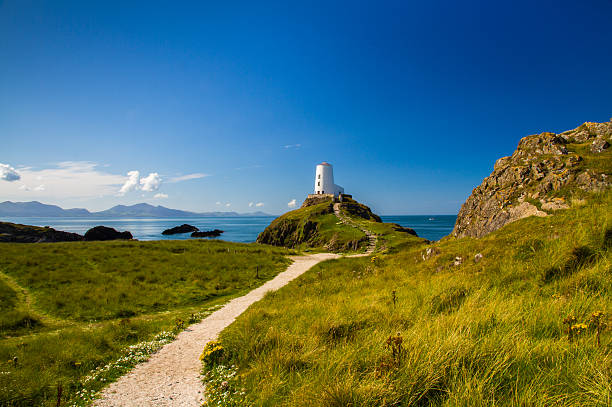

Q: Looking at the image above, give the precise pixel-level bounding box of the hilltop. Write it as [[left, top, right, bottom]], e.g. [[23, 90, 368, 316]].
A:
[[256, 196, 420, 252], [453, 119, 611, 238]]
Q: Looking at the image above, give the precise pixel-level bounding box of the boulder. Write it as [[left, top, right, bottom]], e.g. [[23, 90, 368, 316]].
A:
[[191, 229, 224, 238], [162, 224, 199, 235], [591, 137, 609, 153], [422, 247, 440, 261], [541, 198, 569, 211], [84, 226, 133, 241]]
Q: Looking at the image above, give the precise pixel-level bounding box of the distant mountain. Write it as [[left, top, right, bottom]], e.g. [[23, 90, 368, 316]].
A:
[[94, 203, 199, 218], [0, 201, 273, 218], [0, 201, 91, 217]]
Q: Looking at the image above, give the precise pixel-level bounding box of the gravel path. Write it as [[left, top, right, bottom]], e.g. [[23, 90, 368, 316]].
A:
[[94, 252, 339, 407], [333, 203, 378, 254]]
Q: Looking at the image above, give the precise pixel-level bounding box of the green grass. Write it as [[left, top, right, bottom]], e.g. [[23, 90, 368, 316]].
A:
[[0, 239, 292, 406], [257, 200, 368, 252], [257, 197, 421, 254], [569, 142, 612, 176], [203, 191, 612, 406]]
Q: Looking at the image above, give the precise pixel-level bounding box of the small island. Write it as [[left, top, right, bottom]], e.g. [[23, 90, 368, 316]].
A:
[[191, 229, 224, 238], [161, 224, 199, 235]]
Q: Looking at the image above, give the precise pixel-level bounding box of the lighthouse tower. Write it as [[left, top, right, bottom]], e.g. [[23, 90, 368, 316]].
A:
[[314, 162, 344, 197]]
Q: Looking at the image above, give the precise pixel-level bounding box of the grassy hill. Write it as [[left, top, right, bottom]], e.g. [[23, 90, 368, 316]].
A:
[[0, 240, 292, 406], [202, 191, 611, 406], [256, 196, 421, 252]]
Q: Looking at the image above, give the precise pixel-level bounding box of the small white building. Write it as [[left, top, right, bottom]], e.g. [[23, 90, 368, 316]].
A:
[[314, 162, 344, 197]]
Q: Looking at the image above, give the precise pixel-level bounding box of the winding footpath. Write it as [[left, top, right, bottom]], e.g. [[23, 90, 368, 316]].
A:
[[333, 203, 378, 255], [95, 208, 376, 406], [94, 253, 339, 407]]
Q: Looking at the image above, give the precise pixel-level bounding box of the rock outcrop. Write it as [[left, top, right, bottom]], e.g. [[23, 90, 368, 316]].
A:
[[84, 226, 133, 241], [453, 119, 612, 238], [0, 222, 84, 243], [337, 199, 382, 222], [257, 201, 333, 248], [162, 224, 199, 235], [389, 223, 417, 236], [191, 229, 224, 238]]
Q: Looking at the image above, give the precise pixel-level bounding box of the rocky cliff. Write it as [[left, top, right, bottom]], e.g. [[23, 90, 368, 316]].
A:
[[453, 119, 611, 238]]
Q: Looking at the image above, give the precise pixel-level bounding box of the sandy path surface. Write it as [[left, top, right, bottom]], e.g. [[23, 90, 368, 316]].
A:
[[94, 252, 339, 407]]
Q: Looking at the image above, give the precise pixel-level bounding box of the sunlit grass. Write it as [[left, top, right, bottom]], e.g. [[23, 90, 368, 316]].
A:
[[204, 191, 611, 406], [0, 239, 292, 406]]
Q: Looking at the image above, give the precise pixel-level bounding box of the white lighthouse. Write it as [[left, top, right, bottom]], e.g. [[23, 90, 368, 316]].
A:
[[314, 162, 344, 197]]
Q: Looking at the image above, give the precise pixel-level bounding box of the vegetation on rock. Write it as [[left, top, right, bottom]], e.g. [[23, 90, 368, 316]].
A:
[[453, 119, 612, 238], [256, 196, 416, 252]]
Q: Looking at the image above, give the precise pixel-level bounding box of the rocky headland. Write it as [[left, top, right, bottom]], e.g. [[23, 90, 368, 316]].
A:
[[0, 222, 84, 243], [257, 196, 416, 251], [453, 120, 611, 238], [0, 222, 133, 243]]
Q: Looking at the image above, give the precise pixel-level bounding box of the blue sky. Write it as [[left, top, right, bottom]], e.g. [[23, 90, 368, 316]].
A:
[[1, 0, 611, 214]]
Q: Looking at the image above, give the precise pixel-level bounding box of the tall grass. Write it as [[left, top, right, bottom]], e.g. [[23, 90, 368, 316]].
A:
[[0, 239, 292, 406], [204, 192, 611, 406]]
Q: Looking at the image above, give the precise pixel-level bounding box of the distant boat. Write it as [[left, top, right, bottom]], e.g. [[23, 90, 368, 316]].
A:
[[428, 217, 435, 221]]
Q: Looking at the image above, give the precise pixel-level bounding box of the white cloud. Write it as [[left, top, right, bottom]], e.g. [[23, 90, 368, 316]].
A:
[[255, 202, 264, 207], [215, 201, 221, 206], [248, 202, 254, 207], [225, 203, 231, 207], [0, 163, 21, 181], [283, 144, 301, 149], [0, 161, 126, 201], [168, 173, 209, 183], [288, 199, 297, 208], [140, 172, 161, 192], [154, 193, 168, 199], [118, 171, 161, 195], [118, 171, 140, 196]]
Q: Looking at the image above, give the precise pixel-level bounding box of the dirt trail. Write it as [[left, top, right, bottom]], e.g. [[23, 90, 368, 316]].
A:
[[94, 253, 339, 407], [333, 203, 377, 254]]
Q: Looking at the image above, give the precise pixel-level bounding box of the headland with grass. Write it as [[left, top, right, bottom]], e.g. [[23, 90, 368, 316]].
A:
[[200, 119, 612, 406], [1, 119, 610, 406]]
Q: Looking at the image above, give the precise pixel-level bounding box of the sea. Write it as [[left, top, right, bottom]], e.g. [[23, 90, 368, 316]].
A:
[[2, 215, 456, 243]]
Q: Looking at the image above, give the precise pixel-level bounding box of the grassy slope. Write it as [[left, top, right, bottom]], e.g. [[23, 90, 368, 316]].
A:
[[0, 240, 291, 406], [257, 200, 368, 252], [258, 198, 421, 253], [206, 192, 611, 406]]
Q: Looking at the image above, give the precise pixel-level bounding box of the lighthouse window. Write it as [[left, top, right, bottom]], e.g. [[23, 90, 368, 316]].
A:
[[318, 174, 320, 179], [317, 181, 320, 186]]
